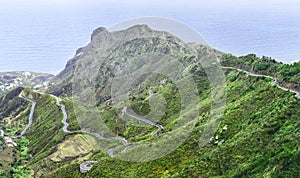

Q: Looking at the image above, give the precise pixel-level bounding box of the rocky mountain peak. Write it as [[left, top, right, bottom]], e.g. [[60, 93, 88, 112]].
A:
[[90, 27, 111, 46], [48, 25, 209, 96], [91, 27, 108, 37], [126, 24, 152, 32], [91, 24, 152, 41]]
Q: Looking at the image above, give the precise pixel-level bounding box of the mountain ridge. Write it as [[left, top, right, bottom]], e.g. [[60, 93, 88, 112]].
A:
[[0, 25, 299, 177], [48, 24, 220, 97]]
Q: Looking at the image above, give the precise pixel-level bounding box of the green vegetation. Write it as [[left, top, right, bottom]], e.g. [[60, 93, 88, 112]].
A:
[[47, 68, 300, 177], [0, 25, 299, 177], [1, 88, 80, 177], [0, 146, 14, 176], [1, 56, 298, 177], [11, 138, 30, 178], [221, 54, 300, 91], [0, 87, 31, 136]]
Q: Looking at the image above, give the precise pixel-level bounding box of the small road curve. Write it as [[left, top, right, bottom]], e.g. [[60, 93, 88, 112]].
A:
[[80, 161, 98, 173], [122, 107, 164, 136], [222, 66, 300, 99], [13, 92, 36, 138], [121, 89, 164, 136], [107, 148, 115, 157]]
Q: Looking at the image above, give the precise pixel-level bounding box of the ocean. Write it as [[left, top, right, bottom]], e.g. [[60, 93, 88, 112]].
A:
[[0, 3, 299, 75]]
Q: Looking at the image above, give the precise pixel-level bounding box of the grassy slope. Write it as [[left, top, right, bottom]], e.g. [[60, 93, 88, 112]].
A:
[[1, 52, 299, 177], [221, 54, 300, 91], [21, 89, 100, 177], [0, 87, 30, 136], [49, 69, 300, 177], [0, 87, 30, 176], [16, 89, 68, 176]]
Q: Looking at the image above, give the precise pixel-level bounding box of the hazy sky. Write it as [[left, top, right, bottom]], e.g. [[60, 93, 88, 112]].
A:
[[1, 0, 300, 9]]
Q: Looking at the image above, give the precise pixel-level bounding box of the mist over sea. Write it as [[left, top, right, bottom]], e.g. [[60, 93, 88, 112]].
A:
[[0, 2, 299, 74]]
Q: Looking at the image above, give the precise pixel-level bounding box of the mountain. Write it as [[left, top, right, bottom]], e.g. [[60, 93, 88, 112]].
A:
[[0, 25, 299, 177], [47, 24, 222, 97], [0, 71, 54, 94]]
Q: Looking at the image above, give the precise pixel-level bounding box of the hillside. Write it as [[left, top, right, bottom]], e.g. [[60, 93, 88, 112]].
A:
[[52, 69, 300, 178], [0, 25, 299, 177], [221, 54, 300, 92]]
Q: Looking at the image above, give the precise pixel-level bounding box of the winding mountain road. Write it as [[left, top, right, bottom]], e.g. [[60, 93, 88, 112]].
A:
[[14, 92, 36, 138], [222, 66, 300, 99], [54, 95, 129, 167], [54, 88, 165, 160], [10, 67, 298, 172], [54, 96, 128, 144], [1, 65, 298, 173], [55, 96, 126, 170]]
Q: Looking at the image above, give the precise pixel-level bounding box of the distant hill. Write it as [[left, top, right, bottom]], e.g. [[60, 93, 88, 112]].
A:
[[0, 71, 54, 94]]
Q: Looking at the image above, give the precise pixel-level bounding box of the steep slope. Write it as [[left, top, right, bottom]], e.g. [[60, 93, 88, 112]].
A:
[[0, 25, 299, 177], [49, 67, 300, 178], [0, 87, 99, 177], [44, 25, 299, 177], [0, 87, 30, 175], [221, 54, 300, 92], [0, 87, 31, 135], [47, 25, 226, 163], [48, 24, 222, 97]]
